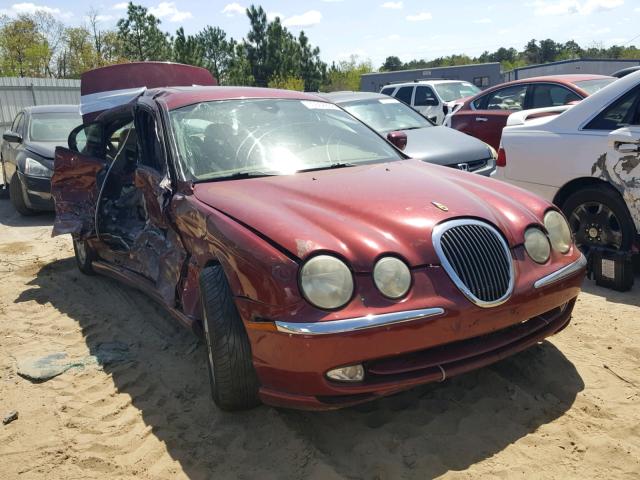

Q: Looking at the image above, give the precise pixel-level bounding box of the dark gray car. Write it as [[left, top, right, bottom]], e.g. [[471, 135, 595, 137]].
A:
[[1, 105, 81, 215], [319, 91, 496, 176]]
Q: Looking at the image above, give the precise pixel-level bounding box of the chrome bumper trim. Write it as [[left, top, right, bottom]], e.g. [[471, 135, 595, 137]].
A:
[[275, 307, 445, 335], [534, 254, 587, 289]]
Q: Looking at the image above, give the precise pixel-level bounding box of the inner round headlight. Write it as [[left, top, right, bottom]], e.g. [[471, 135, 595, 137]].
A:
[[373, 256, 411, 299], [300, 255, 353, 309], [544, 210, 572, 254], [524, 227, 551, 264]]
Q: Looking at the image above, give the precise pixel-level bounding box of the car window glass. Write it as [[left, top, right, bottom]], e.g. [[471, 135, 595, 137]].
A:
[[11, 113, 23, 133], [105, 120, 139, 168], [414, 86, 438, 106], [170, 98, 402, 181], [394, 86, 414, 105], [472, 95, 486, 109], [343, 98, 431, 132], [380, 87, 395, 96], [434, 82, 481, 102], [530, 84, 581, 108], [30, 112, 82, 142], [71, 123, 104, 157], [586, 87, 640, 130], [485, 85, 527, 111]]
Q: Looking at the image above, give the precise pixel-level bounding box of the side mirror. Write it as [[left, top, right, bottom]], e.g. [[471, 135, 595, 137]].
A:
[[387, 131, 408, 150], [3, 131, 22, 143], [442, 104, 449, 115]]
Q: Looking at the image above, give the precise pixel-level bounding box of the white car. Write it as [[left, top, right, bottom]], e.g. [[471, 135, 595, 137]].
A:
[[380, 80, 481, 125], [493, 71, 640, 254]]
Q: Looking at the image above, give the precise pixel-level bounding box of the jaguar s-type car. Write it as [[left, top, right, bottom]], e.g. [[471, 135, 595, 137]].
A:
[[52, 63, 587, 411]]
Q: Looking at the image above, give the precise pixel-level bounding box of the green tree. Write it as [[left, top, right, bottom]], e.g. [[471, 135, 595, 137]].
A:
[[381, 55, 403, 71], [196, 26, 234, 83], [116, 2, 170, 61], [173, 26, 201, 65], [0, 15, 50, 76], [297, 31, 325, 91], [268, 74, 304, 90], [57, 26, 100, 78], [322, 56, 373, 92]]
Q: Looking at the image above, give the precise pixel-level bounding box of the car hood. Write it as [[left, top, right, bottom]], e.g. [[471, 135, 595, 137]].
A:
[[193, 159, 549, 271], [402, 126, 492, 165], [25, 142, 60, 160]]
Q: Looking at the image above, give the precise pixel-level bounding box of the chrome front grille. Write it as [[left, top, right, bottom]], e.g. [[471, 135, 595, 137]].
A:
[[432, 219, 514, 307]]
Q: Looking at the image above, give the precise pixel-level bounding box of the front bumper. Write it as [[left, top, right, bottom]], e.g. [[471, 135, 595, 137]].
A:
[[18, 172, 53, 210], [242, 254, 586, 410]]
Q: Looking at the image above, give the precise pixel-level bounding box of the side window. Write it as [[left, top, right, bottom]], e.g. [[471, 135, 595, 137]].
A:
[[136, 109, 164, 172], [485, 85, 527, 111], [107, 121, 139, 166], [414, 86, 438, 106], [530, 84, 581, 108], [394, 86, 414, 105], [380, 87, 395, 96], [472, 94, 487, 109], [69, 123, 104, 158], [586, 87, 640, 130]]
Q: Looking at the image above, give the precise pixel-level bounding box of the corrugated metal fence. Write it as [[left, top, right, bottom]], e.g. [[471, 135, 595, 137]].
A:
[[0, 77, 80, 130]]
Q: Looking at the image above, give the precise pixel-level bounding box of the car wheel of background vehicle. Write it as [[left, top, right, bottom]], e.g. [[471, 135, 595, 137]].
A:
[[73, 237, 96, 275], [561, 185, 636, 254], [199, 264, 260, 411], [9, 174, 35, 216]]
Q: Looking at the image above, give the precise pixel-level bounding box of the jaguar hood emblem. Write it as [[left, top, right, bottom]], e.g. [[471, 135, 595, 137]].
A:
[[432, 201, 449, 212]]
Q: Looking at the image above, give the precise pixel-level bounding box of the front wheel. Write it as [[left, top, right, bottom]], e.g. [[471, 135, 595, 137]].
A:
[[9, 174, 35, 216], [199, 265, 260, 411], [73, 237, 96, 275], [561, 185, 636, 254]]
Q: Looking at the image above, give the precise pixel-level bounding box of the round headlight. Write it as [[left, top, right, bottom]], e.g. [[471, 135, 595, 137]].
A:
[[300, 255, 353, 309], [544, 210, 572, 254], [524, 228, 551, 264], [373, 256, 411, 299]]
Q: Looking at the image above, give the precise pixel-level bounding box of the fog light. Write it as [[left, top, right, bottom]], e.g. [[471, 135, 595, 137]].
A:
[[326, 364, 364, 382]]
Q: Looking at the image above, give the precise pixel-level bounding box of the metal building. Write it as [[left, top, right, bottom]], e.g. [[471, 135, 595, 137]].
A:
[[0, 77, 80, 130], [360, 62, 502, 93], [503, 58, 640, 81]]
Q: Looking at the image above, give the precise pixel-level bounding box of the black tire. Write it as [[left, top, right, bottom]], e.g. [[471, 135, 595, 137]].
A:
[[561, 185, 636, 253], [199, 265, 260, 411], [73, 237, 96, 275], [9, 174, 35, 216]]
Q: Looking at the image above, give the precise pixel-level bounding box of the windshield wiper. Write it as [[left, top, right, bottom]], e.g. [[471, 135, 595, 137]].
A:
[[297, 162, 356, 173], [196, 171, 277, 183]]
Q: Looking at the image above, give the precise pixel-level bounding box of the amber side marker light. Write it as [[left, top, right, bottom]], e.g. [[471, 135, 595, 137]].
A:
[[497, 147, 506, 167]]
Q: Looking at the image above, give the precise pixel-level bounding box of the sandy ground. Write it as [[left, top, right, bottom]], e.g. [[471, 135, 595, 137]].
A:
[[0, 197, 639, 480]]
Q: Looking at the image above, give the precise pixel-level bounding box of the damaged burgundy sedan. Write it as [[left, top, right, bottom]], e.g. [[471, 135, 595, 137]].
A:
[[52, 63, 586, 411]]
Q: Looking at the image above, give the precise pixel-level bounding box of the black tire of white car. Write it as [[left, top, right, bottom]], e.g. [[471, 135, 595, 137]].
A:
[[561, 185, 636, 253], [199, 265, 260, 411], [9, 175, 35, 216], [73, 237, 96, 275]]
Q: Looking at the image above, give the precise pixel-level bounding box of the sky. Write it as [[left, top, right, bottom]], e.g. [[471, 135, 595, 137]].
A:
[[0, 0, 639, 67]]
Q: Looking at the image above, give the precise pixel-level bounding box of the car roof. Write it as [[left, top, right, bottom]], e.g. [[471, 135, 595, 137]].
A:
[[318, 91, 387, 103], [149, 86, 326, 110], [23, 104, 79, 114], [501, 74, 612, 86], [381, 80, 471, 89]]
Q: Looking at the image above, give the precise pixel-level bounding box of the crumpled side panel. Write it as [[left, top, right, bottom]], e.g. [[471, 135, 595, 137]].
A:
[[592, 151, 640, 232], [126, 168, 186, 306]]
